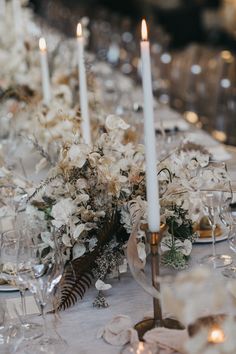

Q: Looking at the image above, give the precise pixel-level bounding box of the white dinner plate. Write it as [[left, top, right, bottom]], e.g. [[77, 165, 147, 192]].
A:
[[0, 284, 19, 292]]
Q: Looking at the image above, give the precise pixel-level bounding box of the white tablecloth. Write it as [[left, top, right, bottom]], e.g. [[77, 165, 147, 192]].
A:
[[1, 238, 235, 354]]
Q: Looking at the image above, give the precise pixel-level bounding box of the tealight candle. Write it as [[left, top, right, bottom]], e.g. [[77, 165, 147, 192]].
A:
[[208, 325, 225, 344], [140, 19, 160, 232], [76, 22, 91, 145], [39, 37, 51, 105]]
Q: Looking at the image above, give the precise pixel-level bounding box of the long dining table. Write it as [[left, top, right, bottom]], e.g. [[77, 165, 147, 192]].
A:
[[1, 229, 235, 354], [1, 112, 236, 354]]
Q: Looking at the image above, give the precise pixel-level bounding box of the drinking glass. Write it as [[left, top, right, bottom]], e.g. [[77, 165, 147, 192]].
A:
[[199, 190, 232, 268], [198, 162, 232, 268], [16, 226, 66, 354], [0, 230, 42, 340], [221, 195, 236, 278]]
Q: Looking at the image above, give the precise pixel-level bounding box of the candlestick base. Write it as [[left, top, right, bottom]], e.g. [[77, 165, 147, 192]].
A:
[[134, 317, 185, 340]]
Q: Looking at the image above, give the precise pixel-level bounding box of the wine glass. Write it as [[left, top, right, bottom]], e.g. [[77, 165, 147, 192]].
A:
[[221, 188, 236, 278], [0, 187, 28, 235], [0, 298, 24, 353], [0, 230, 43, 341], [16, 226, 67, 354], [198, 162, 232, 268], [200, 190, 232, 268]]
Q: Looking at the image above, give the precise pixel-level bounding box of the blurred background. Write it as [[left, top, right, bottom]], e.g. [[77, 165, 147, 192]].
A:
[[29, 0, 236, 145]]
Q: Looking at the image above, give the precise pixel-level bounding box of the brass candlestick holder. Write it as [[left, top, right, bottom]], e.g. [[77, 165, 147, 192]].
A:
[[134, 225, 184, 340]]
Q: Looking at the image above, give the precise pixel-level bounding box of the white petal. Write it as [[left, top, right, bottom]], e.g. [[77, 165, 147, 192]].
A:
[[137, 242, 146, 262], [52, 219, 64, 228], [68, 144, 80, 160], [75, 194, 90, 204], [62, 234, 72, 247], [105, 115, 130, 130], [107, 315, 132, 335], [103, 328, 130, 346], [95, 279, 112, 291], [89, 237, 97, 251], [51, 198, 75, 226], [67, 145, 88, 168], [182, 239, 192, 256], [72, 243, 86, 259], [73, 224, 86, 239], [41, 231, 54, 248], [76, 178, 88, 190]]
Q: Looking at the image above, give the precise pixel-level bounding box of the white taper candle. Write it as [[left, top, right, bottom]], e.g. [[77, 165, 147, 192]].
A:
[[39, 37, 51, 105], [140, 19, 160, 232], [77, 22, 91, 145]]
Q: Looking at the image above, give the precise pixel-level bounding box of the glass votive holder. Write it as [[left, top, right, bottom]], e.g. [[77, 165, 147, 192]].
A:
[[188, 314, 226, 345], [121, 341, 159, 354]]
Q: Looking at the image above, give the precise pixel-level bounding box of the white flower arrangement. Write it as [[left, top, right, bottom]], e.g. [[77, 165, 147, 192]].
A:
[[12, 114, 223, 309], [1, 101, 227, 307]]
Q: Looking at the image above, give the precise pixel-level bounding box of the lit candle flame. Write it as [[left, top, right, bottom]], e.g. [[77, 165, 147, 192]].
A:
[[141, 19, 148, 41], [39, 37, 47, 52], [77, 23, 82, 38], [208, 326, 225, 344]]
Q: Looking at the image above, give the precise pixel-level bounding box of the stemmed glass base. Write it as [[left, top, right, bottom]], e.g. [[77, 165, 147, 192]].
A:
[[0, 324, 21, 347], [16, 335, 67, 354], [0, 322, 42, 346], [21, 322, 43, 340], [222, 266, 236, 278], [199, 254, 232, 269]]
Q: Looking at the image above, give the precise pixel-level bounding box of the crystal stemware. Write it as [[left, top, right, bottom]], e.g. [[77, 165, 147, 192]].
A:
[[199, 190, 232, 268], [0, 230, 42, 341], [0, 298, 24, 353], [16, 226, 66, 354], [198, 162, 232, 268], [221, 192, 236, 278]]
